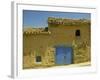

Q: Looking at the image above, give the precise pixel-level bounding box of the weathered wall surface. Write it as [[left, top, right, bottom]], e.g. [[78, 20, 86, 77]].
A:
[[48, 24, 90, 46], [23, 21, 91, 69], [72, 39, 91, 64]]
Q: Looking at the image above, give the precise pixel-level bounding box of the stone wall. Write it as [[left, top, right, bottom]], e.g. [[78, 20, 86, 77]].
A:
[[72, 39, 91, 64], [23, 18, 91, 69], [42, 47, 55, 66], [23, 47, 55, 69]]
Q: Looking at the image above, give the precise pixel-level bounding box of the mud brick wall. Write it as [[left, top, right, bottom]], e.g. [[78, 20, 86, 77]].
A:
[[23, 18, 91, 69], [23, 47, 55, 69], [23, 54, 35, 69]]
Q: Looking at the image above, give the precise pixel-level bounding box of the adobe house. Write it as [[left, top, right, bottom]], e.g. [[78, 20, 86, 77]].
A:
[[23, 17, 91, 69]]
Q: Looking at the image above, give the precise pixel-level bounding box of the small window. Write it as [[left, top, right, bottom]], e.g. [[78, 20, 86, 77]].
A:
[[36, 56, 41, 62], [75, 30, 80, 36]]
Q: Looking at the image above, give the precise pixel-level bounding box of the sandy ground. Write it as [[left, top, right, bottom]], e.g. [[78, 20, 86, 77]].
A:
[[52, 61, 91, 68], [23, 61, 90, 69]]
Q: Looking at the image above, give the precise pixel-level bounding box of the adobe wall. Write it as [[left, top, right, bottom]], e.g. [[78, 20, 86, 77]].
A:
[[23, 19, 91, 68]]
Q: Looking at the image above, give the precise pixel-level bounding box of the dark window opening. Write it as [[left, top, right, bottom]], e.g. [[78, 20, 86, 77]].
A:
[[75, 30, 80, 36], [36, 56, 41, 62], [44, 27, 48, 31]]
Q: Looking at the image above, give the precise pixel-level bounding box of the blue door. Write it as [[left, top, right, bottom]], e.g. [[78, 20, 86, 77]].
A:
[[55, 47, 73, 65], [64, 47, 73, 64], [56, 47, 65, 65]]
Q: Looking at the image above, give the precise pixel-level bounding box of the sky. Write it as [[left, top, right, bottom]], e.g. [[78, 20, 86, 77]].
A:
[[23, 10, 90, 28]]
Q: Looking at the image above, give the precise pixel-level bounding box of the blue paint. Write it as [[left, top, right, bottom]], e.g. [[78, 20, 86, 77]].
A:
[[55, 47, 73, 65], [56, 47, 65, 65]]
